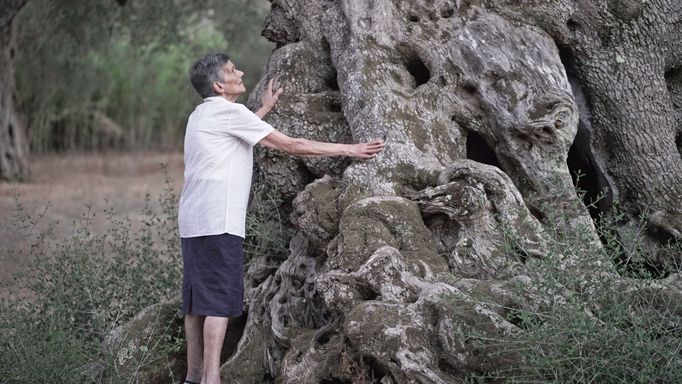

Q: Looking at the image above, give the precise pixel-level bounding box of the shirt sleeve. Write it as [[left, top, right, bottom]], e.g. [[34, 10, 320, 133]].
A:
[[226, 103, 275, 146]]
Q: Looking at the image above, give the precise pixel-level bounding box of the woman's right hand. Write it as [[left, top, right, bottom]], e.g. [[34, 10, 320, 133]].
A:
[[348, 140, 385, 158]]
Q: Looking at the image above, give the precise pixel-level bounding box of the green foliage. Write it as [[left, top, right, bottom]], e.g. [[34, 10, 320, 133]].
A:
[[597, 205, 682, 279], [0, 166, 182, 382], [244, 183, 290, 264], [15, 0, 274, 152], [0, 168, 287, 382]]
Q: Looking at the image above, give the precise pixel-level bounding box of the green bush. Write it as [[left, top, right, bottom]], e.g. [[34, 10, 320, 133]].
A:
[[0, 168, 288, 383], [0, 167, 182, 382], [468, 203, 682, 383], [244, 183, 290, 264]]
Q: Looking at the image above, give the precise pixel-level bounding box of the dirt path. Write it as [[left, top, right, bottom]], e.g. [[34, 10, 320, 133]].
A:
[[0, 151, 184, 296]]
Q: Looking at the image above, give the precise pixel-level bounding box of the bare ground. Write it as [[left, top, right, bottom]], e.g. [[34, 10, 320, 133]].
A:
[[0, 151, 184, 297]]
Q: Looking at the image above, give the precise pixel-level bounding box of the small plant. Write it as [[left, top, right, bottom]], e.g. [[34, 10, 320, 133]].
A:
[[244, 183, 290, 264]]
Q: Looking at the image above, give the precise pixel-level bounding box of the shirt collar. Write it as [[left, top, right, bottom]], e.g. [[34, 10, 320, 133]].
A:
[[203, 96, 231, 103]]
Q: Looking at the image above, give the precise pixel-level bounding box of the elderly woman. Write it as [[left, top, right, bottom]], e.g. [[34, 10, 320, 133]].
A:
[[178, 53, 384, 384]]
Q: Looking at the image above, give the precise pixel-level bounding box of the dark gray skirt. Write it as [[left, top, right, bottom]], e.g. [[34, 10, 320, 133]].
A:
[[181, 232, 244, 318]]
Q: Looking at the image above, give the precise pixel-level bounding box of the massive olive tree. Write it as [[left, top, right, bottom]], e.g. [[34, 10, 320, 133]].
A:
[[234, 0, 682, 382]]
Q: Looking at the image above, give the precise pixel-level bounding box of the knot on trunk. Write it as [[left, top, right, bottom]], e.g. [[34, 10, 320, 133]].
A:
[[410, 160, 548, 279]]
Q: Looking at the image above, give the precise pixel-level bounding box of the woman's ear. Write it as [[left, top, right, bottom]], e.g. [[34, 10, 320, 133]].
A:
[[212, 81, 223, 95]]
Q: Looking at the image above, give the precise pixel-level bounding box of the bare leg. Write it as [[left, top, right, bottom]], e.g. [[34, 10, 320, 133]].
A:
[[201, 316, 229, 384], [184, 314, 205, 383]]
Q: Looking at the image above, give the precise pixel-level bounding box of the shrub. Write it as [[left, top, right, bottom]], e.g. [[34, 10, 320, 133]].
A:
[[0, 166, 182, 382], [0, 166, 289, 382], [467, 202, 682, 383], [244, 183, 290, 264]]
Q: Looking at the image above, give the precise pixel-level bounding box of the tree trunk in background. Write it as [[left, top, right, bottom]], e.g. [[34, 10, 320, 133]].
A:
[[0, 1, 29, 181]]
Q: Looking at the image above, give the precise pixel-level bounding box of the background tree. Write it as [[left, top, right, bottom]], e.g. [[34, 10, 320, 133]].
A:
[[1, 0, 273, 177], [0, 0, 29, 180]]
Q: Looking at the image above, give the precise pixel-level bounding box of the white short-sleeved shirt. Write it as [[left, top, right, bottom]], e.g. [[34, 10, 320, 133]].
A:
[[178, 96, 274, 239]]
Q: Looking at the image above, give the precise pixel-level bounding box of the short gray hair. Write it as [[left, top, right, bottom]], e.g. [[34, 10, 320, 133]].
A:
[[189, 53, 231, 98]]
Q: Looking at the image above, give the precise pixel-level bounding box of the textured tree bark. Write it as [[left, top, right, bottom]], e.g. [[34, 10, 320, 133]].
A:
[[486, 0, 682, 267], [0, 0, 29, 181]]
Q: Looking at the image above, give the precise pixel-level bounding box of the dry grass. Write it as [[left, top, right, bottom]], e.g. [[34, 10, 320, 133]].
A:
[[0, 151, 184, 297]]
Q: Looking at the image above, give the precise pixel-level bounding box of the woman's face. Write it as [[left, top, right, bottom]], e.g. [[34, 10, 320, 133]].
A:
[[215, 60, 246, 98]]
